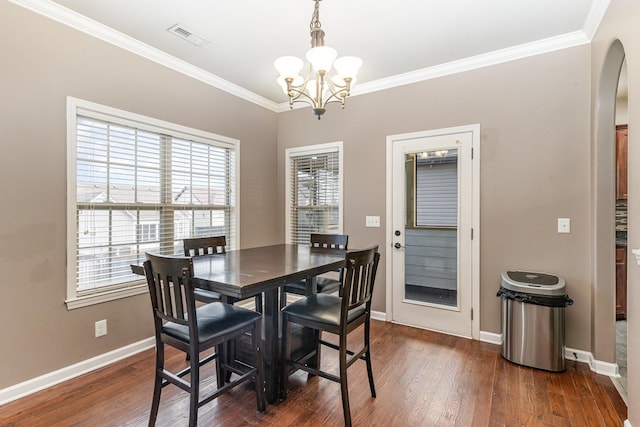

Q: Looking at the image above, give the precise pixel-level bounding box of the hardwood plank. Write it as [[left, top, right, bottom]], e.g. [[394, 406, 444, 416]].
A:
[[557, 362, 590, 427], [571, 363, 609, 426], [0, 321, 626, 427], [532, 369, 555, 424]]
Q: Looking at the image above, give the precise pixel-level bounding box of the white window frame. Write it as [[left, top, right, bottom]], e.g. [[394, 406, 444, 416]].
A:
[[285, 141, 343, 244], [65, 97, 240, 309]]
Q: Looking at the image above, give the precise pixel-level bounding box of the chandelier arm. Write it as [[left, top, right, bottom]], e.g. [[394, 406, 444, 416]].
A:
[[286, 87, 321, 109], [319, 88, 349, 108]]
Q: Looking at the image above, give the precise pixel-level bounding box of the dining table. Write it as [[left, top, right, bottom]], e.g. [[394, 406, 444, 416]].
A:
[[136, 243, 346, 403]]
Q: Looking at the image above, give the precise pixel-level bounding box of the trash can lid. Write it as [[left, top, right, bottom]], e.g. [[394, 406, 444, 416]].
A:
[[501, 270, 567, 296]]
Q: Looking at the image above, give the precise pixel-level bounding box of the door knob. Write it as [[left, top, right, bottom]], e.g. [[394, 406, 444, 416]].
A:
[[394, 242, 403, 249]]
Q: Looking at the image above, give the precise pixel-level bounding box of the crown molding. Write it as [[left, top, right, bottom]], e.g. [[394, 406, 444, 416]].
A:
[[583, 0, 612, 40], [8, 0, 280, 112], [351, 31, 590, 98], [11, 0, 609, 115]]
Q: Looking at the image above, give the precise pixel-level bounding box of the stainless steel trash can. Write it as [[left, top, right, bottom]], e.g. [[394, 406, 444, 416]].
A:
[[497, 270, 573, 372]]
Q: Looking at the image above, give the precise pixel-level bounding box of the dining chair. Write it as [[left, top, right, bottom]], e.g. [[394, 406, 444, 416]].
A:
[[280, 246, 380, 427], [184, 235, 263, 313], [280, 233, 348, 308], [143, 252, 265, 427]]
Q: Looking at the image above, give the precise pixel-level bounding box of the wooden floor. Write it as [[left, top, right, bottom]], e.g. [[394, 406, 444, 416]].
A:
[[0, 321, 627, 426]]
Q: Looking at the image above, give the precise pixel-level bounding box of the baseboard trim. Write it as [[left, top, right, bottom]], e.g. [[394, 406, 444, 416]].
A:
[[479, 331, 502, 345], [0, 338, 154, 406], [564, 346, 620, 377], [474, 335, 620, 378], [371, 310, 387, 322], [0, 329, 624, 409], [564, 347, 593, 365]]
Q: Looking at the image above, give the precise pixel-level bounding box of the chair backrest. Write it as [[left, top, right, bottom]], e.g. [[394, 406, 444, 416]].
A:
[[183, 235, 227, 257], [341, 246, 380, 319], [310, 233, 348, 251], [143, 253, 196, 331]]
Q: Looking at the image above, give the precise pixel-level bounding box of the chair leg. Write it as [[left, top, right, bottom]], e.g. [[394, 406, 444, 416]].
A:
[[339, 333, 352, 427], [215, 344, 225, 388], [314, 330, 322, 371], [149, 342, 164, 427], [188, 348, 199, 427], [364, 318, 376, 397]]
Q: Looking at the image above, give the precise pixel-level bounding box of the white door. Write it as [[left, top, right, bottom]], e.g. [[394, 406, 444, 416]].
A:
[[387, 126, 479, 338]]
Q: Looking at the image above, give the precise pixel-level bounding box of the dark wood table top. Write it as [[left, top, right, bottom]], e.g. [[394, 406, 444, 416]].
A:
[[191, 244, 345, 299]]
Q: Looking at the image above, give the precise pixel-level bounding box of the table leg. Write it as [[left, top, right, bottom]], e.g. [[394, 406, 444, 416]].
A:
[[263, 287, 280, 403]]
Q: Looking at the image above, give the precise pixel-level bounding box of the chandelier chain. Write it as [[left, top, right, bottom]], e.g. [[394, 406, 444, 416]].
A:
[[310, 0, 321, 31]]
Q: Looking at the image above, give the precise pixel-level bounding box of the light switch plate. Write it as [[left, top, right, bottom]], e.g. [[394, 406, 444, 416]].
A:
[[366, 216, 380, 227], [558, 218, 570, 233]]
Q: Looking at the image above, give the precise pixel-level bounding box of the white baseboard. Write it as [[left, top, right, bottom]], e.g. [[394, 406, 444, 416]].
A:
[[1, 327, 625, 410], [0, 338, 154, 407], [474, 334, 620, 378], [564, 346, 620, 377], [479, 331, 502, 345], [564, 347, 592, 365], [371, 310, 386, 322]]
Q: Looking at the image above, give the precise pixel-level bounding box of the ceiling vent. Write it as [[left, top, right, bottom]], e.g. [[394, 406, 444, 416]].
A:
[[167, 24, 210, 47]]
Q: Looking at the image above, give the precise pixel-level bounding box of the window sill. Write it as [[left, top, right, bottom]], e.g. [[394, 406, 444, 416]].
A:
[[65, 283, 148, 310]]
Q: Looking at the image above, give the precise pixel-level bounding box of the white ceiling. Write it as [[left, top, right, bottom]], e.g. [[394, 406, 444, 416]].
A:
[[39, 0, 605, 108]]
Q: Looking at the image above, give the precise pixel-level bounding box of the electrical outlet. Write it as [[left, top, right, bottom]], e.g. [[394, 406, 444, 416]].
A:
[[557, 218, 570, 233], [95, 319, 107, 337]]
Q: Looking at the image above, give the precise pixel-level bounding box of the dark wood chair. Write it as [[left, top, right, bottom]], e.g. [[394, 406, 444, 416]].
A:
[[184, 235, 263, 313], [143, 252, 265, 427], [280, 246, 380, 427], [281, 233, 348, 307]]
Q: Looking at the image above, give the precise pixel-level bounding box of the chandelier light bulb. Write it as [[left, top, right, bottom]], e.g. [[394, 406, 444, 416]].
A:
[[333, 56, 362, 80], [274, 56, 304, 79], [306, 46, 337, 73]]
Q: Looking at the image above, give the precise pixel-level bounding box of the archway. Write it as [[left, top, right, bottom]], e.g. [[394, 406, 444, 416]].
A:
[[593, 39, 626, 392]]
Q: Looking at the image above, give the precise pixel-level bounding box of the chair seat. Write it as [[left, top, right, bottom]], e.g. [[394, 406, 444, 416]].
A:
[[164, 302, 261, 344], [193, 288, 222, 303], [284, 276, 341, 295], [281, 294, 365, 328]]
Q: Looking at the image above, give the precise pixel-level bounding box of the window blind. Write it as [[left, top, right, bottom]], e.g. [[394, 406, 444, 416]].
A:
[[288, 147, 341, 245], [415, 149, 458, 227], [74, 115, 236, 294]]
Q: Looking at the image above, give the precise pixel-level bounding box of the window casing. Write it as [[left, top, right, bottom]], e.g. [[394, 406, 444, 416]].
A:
[[66, 97, 239, 309], [285, 142, 343, 244]]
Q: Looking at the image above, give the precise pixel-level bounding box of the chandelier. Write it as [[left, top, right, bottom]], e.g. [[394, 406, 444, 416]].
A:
[[274, 0, 362, 119]]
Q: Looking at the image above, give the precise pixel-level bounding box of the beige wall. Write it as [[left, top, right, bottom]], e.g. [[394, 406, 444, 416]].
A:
[[592, 0, 640, 423], [0, 2, 278, 389], [277, 46, 592, 349]]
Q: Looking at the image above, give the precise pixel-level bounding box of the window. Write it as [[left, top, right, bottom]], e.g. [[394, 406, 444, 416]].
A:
[[414, 149, 458, 227], [285, 142, 343, 244], [136, 224, 158, 242], [66, 97, 238, 309]]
